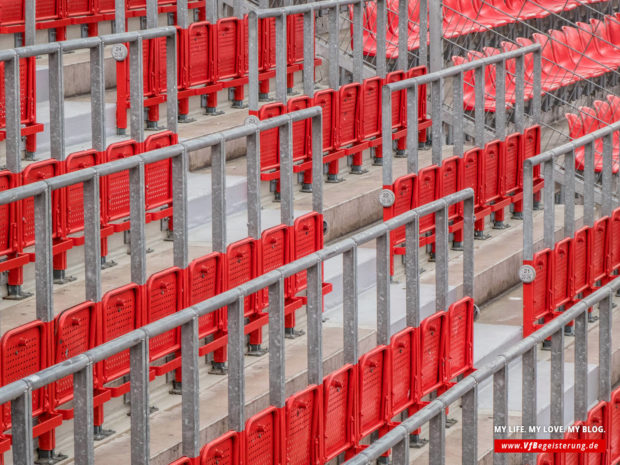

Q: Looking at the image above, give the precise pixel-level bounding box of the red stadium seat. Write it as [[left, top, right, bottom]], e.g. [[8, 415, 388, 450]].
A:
[[610, 387, 620, 465], [445, 297, 475, 382], [285, 385, 323, 465], [146, 267, 183, 376], [584, 401, 607, 465], [523, 248, 552, 336], [418, 312, 446, 398], [572, 226, 590, 297], [358, 345, 389, 438], [200, 431, 240, 465], [390, 327, 417, 416], [323, 364, 357, 461], [245, 407, 281, 465], [552, 237, 572, 310]]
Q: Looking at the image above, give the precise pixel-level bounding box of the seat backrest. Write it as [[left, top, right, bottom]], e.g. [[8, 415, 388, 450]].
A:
[[608, 94, 620, 120], [580, 106, 602, 135], [565, 113, 584, 140], [593, 100, 615, 125]]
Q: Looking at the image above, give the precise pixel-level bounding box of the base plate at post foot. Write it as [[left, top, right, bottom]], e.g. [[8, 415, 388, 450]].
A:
[[205, 108, 224, 116], [4, 285, 33, 300], [445, 418, 458, 428], [285, 328, 305, 339], [169, 380, 183, 395], [493, 221, 510, 230], [208, 362, 228, 375], [178, 115, 196, 124], [35, 450, 68, 465], [101, 258, 117, 269], [300, 183, 312, 193], [511, 211, 524, 220], [372, 158, 383, 166], [93, 425, 115, 441], [350, 166, 368, 175], [474, 231, 491, 240], [451, 241, 463, 251], [246, 344, 268, 356], [326, 175, 343, 183], [53, 270, 77, 285], [409, 434, 428, 448], [541, 339, 552, 351]]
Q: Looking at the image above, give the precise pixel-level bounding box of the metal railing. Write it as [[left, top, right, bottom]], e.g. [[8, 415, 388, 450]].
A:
[[343, 271, 617, 465], [523, 119, 620, 259], [380, 43, 542, 185], [246, 0, 445, 111], [0, 166, 475, 464], [0, 26, 178, 173], [0, 106, 324, 321]]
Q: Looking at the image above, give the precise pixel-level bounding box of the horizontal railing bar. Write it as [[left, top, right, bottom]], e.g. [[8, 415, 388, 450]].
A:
[[250, 0, 363, 18], [0, 189, 474, 404], [344, 274, 620, 463], [386, 44, 541, 91], [527, 119, 620, 167]]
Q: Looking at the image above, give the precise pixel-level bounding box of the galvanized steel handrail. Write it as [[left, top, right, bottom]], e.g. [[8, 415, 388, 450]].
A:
[[2, 26, 178, 173], [0, 107, 324, 326], [381, 43, 542, 186], [343, 266, 617, 465], [0, 183, 475, 465], [523, 118, 620, 259]]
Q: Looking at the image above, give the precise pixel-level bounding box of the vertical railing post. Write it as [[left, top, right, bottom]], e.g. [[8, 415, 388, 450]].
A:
[[419, 0, 428, 69], [228, 296, 245, 431], [453, 72, 464, 157], [303, 10, 316, 96], [428, 0, 442, 73], [381, 87, 393, 185], [280, 120, 294, 226], [406, 85, 419, 174], [49, 45, 66, 161], [173, 149, 189, 269], [352, 1, 363, 83], [431, 77, 443, 165], [602, 133, 613, 217], [522, 347, 537, 465], [5, 54, 21, 173], [397, 0, 408, 72], [248, 12, 260, 112], [246, 119, 262, 238], [129, 164, 147, 285], [463, 195, 475, 298], [91, 40, 107, 152], [166, 33, 178, 134], [523, 163, 534, 260], [177, 0, 189, 29], [435, 203, 449, 311], [12, 388, 34, 465], [130, 337, 150, 465], [495, 60, 506, 141], [311, 112, 324, 214], [74, 364, 95, 465], [574, 312, 588, 421], [343, 247, 359, 365], [24, 0, 35, 45], [598, 291, 612, 402], [405, 215, 420, 327], [514, 56, 525, 133], [493, 365, 508, 465], [211, 138, 227, 253], [462, 386, 478, 465], [474, 66, 485, 148], [307, 262, 323, 385], [35, 189, 54, 322], [275, 13, 288, 104], [376, 0, 387, 77], [84, 176, 102, 302], [429, 411, 446, 465], [550, 329, 564, 439], [181, 316, 200, 458], [115, 0, 126, 33], [543, 160, 555, 250], [563, 148, 576, 238], [376, 231, 391, 345], [269, 279, 286, 407], [328, 6, 340, 89], [130, 38, 145, 143], [532, 49, 542, 125], [146, 0, 157, 28], [584, 142, 595, 227]]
